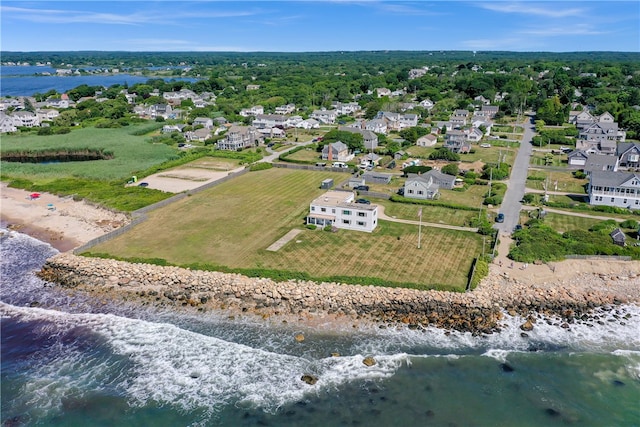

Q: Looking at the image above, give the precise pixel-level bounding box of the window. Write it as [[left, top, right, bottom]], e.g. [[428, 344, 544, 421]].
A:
[[342, 219, 351, 225], [311, 206, 315, 211], [418, 190, 423, 195], [343, 210, 351, 215], [357, 221, 366, 227], [321, 207, 326, 213], [611, 198, 615, 202], [408, 189, 414, 194], [358, 212, 366, 217]]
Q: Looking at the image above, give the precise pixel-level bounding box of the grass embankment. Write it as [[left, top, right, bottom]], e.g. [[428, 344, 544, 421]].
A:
[[89, 168, 482, 291]]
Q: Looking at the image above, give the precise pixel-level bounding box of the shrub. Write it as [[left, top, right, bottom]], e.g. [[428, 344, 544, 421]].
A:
[[249, 162, 272, 171], [306, 224, 317, 230], [573, 170, 587, 179], [620, 219, 639, 229], [469, 258, 489, 289], [429, 148, 460, 161]]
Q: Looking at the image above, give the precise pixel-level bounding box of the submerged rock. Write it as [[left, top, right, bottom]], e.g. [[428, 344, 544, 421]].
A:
[[294, 333, 305, 343], [520, 320, 534, 331]]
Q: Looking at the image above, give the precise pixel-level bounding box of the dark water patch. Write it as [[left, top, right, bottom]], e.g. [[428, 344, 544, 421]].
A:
[[501, 363, 515, 372]]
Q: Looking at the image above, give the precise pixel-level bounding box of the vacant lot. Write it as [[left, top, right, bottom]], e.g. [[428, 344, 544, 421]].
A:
[[90, 168, 481, 290], [1, 125, 177, 182], [527, 170, 587, 194], [377, 199, 478, 227]]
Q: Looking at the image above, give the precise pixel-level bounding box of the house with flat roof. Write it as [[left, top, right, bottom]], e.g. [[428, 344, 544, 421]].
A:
[[306, 190, 378, 232]]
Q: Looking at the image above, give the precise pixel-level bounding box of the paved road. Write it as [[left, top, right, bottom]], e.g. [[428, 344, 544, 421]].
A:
[[494, 115, 536, 233], [260, 138, 316, 163]]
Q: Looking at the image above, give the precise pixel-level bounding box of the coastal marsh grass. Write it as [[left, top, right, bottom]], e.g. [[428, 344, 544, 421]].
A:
[[1, 125, 177, 181], [90, 168, 481, 290]]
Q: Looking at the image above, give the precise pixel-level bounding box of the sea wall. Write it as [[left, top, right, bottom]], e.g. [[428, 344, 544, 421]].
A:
[[38, 253, 640, 333]]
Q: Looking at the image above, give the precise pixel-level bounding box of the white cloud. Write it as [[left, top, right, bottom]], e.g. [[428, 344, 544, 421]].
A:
[[479, 2, 585, 18], [520, 24, 606, 36]]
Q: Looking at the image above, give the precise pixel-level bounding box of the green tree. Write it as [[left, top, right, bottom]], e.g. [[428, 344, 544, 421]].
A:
[[536, 96, 566, 125]]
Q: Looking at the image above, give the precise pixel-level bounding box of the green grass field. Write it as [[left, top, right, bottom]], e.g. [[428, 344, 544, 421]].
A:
[[541, 212, 603, 233], [527, 170, 588, 194], [90, 168, 481, 290], [377, 199, 478, 227], [1, 125, 177, 182], [283, 146, 323, 163]]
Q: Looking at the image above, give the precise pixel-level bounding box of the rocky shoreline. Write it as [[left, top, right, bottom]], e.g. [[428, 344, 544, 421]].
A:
[[38, 253, 640, 334]]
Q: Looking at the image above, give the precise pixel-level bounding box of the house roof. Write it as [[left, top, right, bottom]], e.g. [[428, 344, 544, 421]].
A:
[[423, 170, 456, 182], [590, 171, 640, 188], [617, 142, 640, 156], [568, 149, 589, 159], [584, 154, 618, 172], [610, 228, 626, 242]]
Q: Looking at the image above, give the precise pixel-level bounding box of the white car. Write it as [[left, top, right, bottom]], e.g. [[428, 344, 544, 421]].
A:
[[480, 143, 491, 148]]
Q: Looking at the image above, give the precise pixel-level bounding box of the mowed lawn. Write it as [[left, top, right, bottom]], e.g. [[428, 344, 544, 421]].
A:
[[91, 168, 481, 290]]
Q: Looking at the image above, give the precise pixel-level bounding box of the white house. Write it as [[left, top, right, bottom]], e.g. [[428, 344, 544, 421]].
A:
[[588, 171, 640, 210], [310, 109, 337, 124], [275, 104, 296, 115], [11, 111, 39, 127], [192, 117, 214, 129], [296, 118, 320, 129], [306, 190, 378, 232], [252, 114, 288, 129], [416, 134, 438, 147], [0, 112, 18, 133], [239, 105, 264, 117]]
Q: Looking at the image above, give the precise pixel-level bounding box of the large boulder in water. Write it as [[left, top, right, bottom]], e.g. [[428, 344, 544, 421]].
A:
[[301, 374, 318, 385], [363, 356, 376, 367], [520, 320, 534, 331]]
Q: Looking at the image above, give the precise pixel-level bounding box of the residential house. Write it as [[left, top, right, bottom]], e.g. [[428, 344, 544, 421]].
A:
[[147, 104, 173, 120], [583, 153, 619, 175], [162, 124, 186, 133], [419, 99, 435, 110], [246, 84, 260, 91], [466, 127, 484, 142], [376, 88, 392, 98], [576, 122, 620, 154], [252, 114, 288, 129], [185, 128, 212, 142], [0, 112, 18, 133], [306, 190, 378, 232], [296, 118, 320, 130], [478, 105, 499, 118], [275, 104, 296, 115], [474, 95, 491, 105], [338, 126, 379, 150], [46, 94, 70, 109], [322, 141, 353, 162], [332, 102, 361, 116], [363, 172, 392, 184], [213, 117, 228, 126], [434, 121, 453, 133], [364, 119, 387, 135], [450, 109, 469, 127], [348, 175, 366, 188], [360, 153, 381, 168], [588, 171, 640, 210], [217, 125, 260, 151], [617, 142, 640, 170], [424, 170, 457, 190], [403, 173, 441, 200], [257, 127, 286, 138], [239, 105, 264, 117], [416, 134, 438, 147], [11, 111, 39, 127], [310, 109, 337, 124], [408, 68, 428, 79], [37, 109, 60, 122], [192, 117, 214, 129], [445, 130, 471, 153], [376, 111, 418, 131], [567, 150, 590, 168]]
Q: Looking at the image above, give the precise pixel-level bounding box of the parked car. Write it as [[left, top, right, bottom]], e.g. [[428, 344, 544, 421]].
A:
[[480, 143, 491, 148], [356, 198, 371, 204], [138, 182, 149, 188], [514, 224, 522, 231], [496, 213, 505, 223], [354, 185, 369, 191]]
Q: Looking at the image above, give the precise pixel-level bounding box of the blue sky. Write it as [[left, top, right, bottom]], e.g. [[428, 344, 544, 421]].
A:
[[1, 1, 639, 52]]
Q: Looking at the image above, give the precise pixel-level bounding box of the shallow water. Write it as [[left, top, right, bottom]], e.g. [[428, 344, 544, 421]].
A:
[[1, 229, 639, 426]]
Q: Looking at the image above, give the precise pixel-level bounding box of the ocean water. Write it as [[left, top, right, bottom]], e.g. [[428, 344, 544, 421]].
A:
[[1, 229, 639, 427]]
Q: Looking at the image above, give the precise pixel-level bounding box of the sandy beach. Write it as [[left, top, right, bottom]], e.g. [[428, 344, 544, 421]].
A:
[[1, 183, 130, 252]]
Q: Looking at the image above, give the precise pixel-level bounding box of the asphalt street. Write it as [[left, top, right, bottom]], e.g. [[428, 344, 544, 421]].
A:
[[494, 115, 536, 233]]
